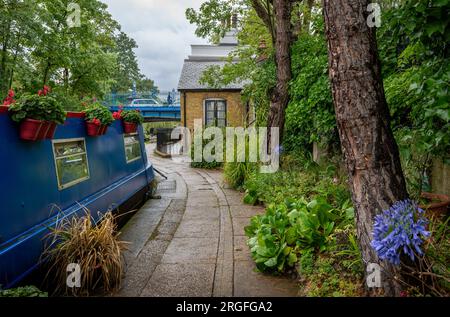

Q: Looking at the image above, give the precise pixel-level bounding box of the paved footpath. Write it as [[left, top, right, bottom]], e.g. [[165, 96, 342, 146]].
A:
[[117, 145, 299, 297]]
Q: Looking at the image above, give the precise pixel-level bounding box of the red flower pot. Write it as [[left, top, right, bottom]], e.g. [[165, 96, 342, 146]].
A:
[[36, 121, 51, 140], [45, 122, 57, 139], [19, 119, 46, 141], [123, 122, 137, 134], [86, 122, 102, 136], [86, 122, 108, 136], [100, 125, 108, 135]]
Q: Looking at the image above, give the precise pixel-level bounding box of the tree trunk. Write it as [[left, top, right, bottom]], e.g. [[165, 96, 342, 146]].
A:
[[302, 0, 314, 33], [267, 0, 292, 148], [0, 20, 11, 95], [323, 0, 408, 296], [43, 61, 51, 86]]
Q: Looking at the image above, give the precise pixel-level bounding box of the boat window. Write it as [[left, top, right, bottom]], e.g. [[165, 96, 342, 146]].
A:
[[52, 139, 90, 190], [124, 134, 141, 163]]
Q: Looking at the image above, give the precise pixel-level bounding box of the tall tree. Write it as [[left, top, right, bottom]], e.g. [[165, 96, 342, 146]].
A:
[[0, 0, 40, 97], [267, 0, 293, 145], [111, 31, 141, 92], [187, 0, 306, 145], [323, 0, 408, 295]]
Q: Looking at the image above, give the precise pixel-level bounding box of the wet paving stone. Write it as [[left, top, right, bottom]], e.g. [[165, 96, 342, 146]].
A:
[[140, 263, 215, 297], [118, 146, 300, 297]]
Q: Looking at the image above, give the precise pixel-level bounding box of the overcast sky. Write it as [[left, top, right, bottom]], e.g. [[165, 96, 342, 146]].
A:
[[102, 0, 208, 91]]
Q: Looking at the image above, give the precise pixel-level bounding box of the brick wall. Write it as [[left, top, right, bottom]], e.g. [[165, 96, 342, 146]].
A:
[[180, 91, 245, 130]]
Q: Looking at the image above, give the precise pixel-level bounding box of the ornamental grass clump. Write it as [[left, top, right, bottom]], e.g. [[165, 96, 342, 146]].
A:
[[371, 199, 430, 266], [44, 208, 127, 296]]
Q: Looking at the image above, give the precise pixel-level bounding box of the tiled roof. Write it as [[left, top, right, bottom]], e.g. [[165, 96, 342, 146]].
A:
[[177, 60, 246, 91]]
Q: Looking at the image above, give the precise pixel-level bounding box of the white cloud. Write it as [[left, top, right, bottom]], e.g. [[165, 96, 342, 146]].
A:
[[101, 0, 207, 91]]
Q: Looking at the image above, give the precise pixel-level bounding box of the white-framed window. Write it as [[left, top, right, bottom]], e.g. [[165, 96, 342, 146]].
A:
[[124, 133, 141, 163], [52, 138, 90, 190], [204, 99, 227, 127]]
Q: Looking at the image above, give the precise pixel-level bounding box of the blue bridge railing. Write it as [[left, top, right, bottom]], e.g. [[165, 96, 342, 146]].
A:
[[110, 105, 181, 122]]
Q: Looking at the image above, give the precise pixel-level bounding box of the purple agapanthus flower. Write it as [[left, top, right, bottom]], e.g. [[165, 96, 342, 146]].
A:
[[274, 145, 284, 155], [371, 199, 430, 266]]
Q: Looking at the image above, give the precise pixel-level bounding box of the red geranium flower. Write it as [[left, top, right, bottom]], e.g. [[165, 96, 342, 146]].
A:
[[92, 118, 101, 126], [113, 111, 122, 120], [3, 89, 16, 106]]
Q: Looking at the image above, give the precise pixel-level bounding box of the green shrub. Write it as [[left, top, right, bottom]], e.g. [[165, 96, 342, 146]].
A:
[[0, 286, 47, 297], [190, 133, 224, 169], [298, 253, 363, 297], [9, 92, 66, 124], [121, 109, 144, 124], [223, 139, 259, 189], [243, 159, 351, 208], [84, 102, 114, 126], [245, 197, 353, 273], [224, 161, 257, 189], [245, 202, 299, 273]]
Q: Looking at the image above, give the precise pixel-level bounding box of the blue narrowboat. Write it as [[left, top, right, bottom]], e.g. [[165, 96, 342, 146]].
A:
[[0, 106, 155, 288]]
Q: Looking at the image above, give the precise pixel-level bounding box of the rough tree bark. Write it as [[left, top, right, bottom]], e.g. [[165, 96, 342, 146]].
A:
[[0, 20, 12, 95], [267, 0, 293, 148], [323, 0, 408, 296]]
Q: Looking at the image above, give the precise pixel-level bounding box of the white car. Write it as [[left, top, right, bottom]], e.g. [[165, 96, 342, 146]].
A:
[[130, 99, 161, 107]]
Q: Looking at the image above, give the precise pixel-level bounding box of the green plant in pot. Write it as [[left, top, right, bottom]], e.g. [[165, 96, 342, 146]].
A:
[[115, 109, 144, 134], [84, 102, 114, 136], [8, 86, 66, 141]]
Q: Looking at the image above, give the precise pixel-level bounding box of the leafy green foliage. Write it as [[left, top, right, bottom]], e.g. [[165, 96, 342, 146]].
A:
[[121, 109, 144, 125], [9, 92, 66, 124], [223, 134, 259, 189], [424, 217, 450, 294], [190, 134, 224, 169], [84, 102, 114, 126], [0, 0, 156, 109], [245, 202, 300, 273], [0, 286, 47, 297], [243, 156, 351, 207], [378, 0, 450, 197], [245, 197, 353, 272], [224, 161, 256, 189], [297, 252, 363, 297], [185, 0, 241, 44], [285, 20, 337, 153]]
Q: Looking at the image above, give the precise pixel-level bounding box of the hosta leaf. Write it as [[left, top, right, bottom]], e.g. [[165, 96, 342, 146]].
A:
[[288, 252, 298, 266], [264, 257, 278, 268]]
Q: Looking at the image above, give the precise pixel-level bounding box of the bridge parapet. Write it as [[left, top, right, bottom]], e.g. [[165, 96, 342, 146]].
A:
[[110, 105, 181, 122]]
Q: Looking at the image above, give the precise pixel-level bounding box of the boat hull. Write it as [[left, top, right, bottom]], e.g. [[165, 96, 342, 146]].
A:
[[0, 109, 155, 288]]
